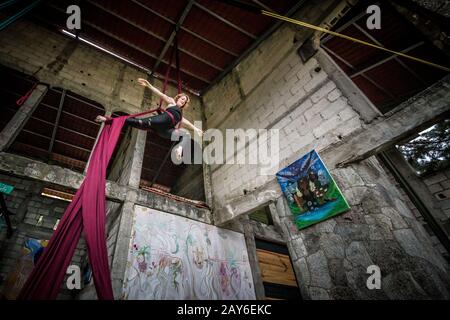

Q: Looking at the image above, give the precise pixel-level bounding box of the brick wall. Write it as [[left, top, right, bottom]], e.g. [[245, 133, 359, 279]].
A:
[[0, 173, 86, 299], [422, 168, 450, 234], [107, 128, 136, 185], [203, 25, 362, 208], [0, 20, 203, 121], [201, 1, 450, 299]]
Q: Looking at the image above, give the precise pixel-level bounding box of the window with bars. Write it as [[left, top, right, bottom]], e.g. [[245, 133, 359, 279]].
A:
[[320, 1, 448, 115]]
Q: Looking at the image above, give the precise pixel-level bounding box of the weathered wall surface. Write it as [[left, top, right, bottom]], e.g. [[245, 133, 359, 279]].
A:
[[422, 168, 450, 229], [202, 0, 450, 300], [274, 157, 450, 299], [0, 20, 204, 120], [203, 1, 364, 211], [0, 19, 209, 300], [0, 173, 86, 300]]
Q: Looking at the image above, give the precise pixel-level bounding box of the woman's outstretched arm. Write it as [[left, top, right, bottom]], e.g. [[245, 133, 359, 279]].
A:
[[181, 118, 203, 136], [137, 78, 175, 107]]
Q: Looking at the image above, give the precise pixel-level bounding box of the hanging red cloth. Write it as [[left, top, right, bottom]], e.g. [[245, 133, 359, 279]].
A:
[[17, 109, 157, 300], [18, 31, 183, 300]]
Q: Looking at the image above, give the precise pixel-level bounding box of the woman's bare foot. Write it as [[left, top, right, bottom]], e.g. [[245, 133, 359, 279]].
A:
[[95, 115, 107, 123], [174, 146, 183, 162]]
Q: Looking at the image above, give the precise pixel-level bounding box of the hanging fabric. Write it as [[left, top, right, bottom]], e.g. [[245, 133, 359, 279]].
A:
[[157, 44, 176, 110], [18, 38, 184, 299], [174, 34, 182, 95], [17, 108, 161, 300]]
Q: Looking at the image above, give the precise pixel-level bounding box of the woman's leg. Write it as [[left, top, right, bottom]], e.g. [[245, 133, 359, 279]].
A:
[[158, 128, 192, 164], [125, 113, 173, 130], [125, 117, 151, 130]]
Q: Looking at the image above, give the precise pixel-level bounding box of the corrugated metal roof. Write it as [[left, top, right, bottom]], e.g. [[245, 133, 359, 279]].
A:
[[29, 0, 303, 93], [321, 1, 448, 114], [0, 67, 105, 173]]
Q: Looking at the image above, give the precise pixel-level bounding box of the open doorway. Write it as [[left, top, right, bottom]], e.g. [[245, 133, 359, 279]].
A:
[[139, 131, 206, 205]]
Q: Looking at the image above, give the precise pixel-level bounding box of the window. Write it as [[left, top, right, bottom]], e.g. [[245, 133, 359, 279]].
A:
[[396, 118, 450, 176], [139, 133, 207, 203], [249, 206, 274, 225], [140, 133, 186, 193], [0, 65, 37, 131]]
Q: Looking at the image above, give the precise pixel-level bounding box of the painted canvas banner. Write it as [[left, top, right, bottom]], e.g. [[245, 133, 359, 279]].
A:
[[276, 150, 350, 230], [122, 206, 256, 300], [2, 238, 48, 299]]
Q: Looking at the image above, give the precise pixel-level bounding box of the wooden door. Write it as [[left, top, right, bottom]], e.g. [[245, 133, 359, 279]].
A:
[[255, 239, 301, 300]]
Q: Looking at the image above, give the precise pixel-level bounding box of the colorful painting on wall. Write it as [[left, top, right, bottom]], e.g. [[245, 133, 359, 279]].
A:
[[122, 206, 256, 300], [276, 150, 350, 230], [1, 238, 48, 299]]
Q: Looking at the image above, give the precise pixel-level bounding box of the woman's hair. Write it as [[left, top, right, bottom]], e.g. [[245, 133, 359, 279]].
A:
[[174, 93, 190, 108]]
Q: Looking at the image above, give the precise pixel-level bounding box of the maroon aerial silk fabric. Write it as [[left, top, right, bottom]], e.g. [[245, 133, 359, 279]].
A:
[[18, 110, 155, 300]]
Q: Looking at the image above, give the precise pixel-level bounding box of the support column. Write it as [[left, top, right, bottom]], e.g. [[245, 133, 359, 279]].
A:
[[0, 84, 47, 151], [202, 161, 214, 209], [128, 130, 147, 188], [84, 110, 112, 175], [241, 215, 266, 300], [106, 128, 146, 298], [110, 196, 136, 299]]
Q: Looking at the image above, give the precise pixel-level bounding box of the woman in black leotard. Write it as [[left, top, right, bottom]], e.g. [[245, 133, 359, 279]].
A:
[[95, 78, 203, 162]]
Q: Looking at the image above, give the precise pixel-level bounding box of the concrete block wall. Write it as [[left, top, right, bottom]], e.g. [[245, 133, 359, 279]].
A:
[[202, 1, 450, 299], [107, 128, 136, 185], [0, 20, 204, 121], [203, 24, 362, 208], [423, 168, 450, 228], [0, 173, 86, 299], [0, 21, 146, 115]]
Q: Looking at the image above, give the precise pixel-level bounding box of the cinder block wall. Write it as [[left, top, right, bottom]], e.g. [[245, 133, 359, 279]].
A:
[[202, 2, 450, 299], [423, 169, 450, 227], [0, 173, 87, 299], [0, 20, 203, 120], [203, 25, 361, 208], [0, 19, 209, 300]]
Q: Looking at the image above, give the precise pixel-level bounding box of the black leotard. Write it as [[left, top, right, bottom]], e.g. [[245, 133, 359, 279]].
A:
[[166, 105, 182, 124]]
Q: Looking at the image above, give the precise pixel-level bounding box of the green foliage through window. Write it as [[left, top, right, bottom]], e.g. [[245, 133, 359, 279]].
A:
[[397, 119, 450, 176]]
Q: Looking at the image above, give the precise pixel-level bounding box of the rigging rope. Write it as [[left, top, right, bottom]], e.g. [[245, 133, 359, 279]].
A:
[[261, 10, 450, 73]]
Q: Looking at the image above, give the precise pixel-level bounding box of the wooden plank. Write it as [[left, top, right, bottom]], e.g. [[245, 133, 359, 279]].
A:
[[257, 249, 292, 268], [256, 249, 298, 288], [260, 270, 297, 287]]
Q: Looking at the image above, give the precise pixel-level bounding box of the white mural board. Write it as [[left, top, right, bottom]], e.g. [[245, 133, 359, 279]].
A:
[[122, 205, 256, 300]]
